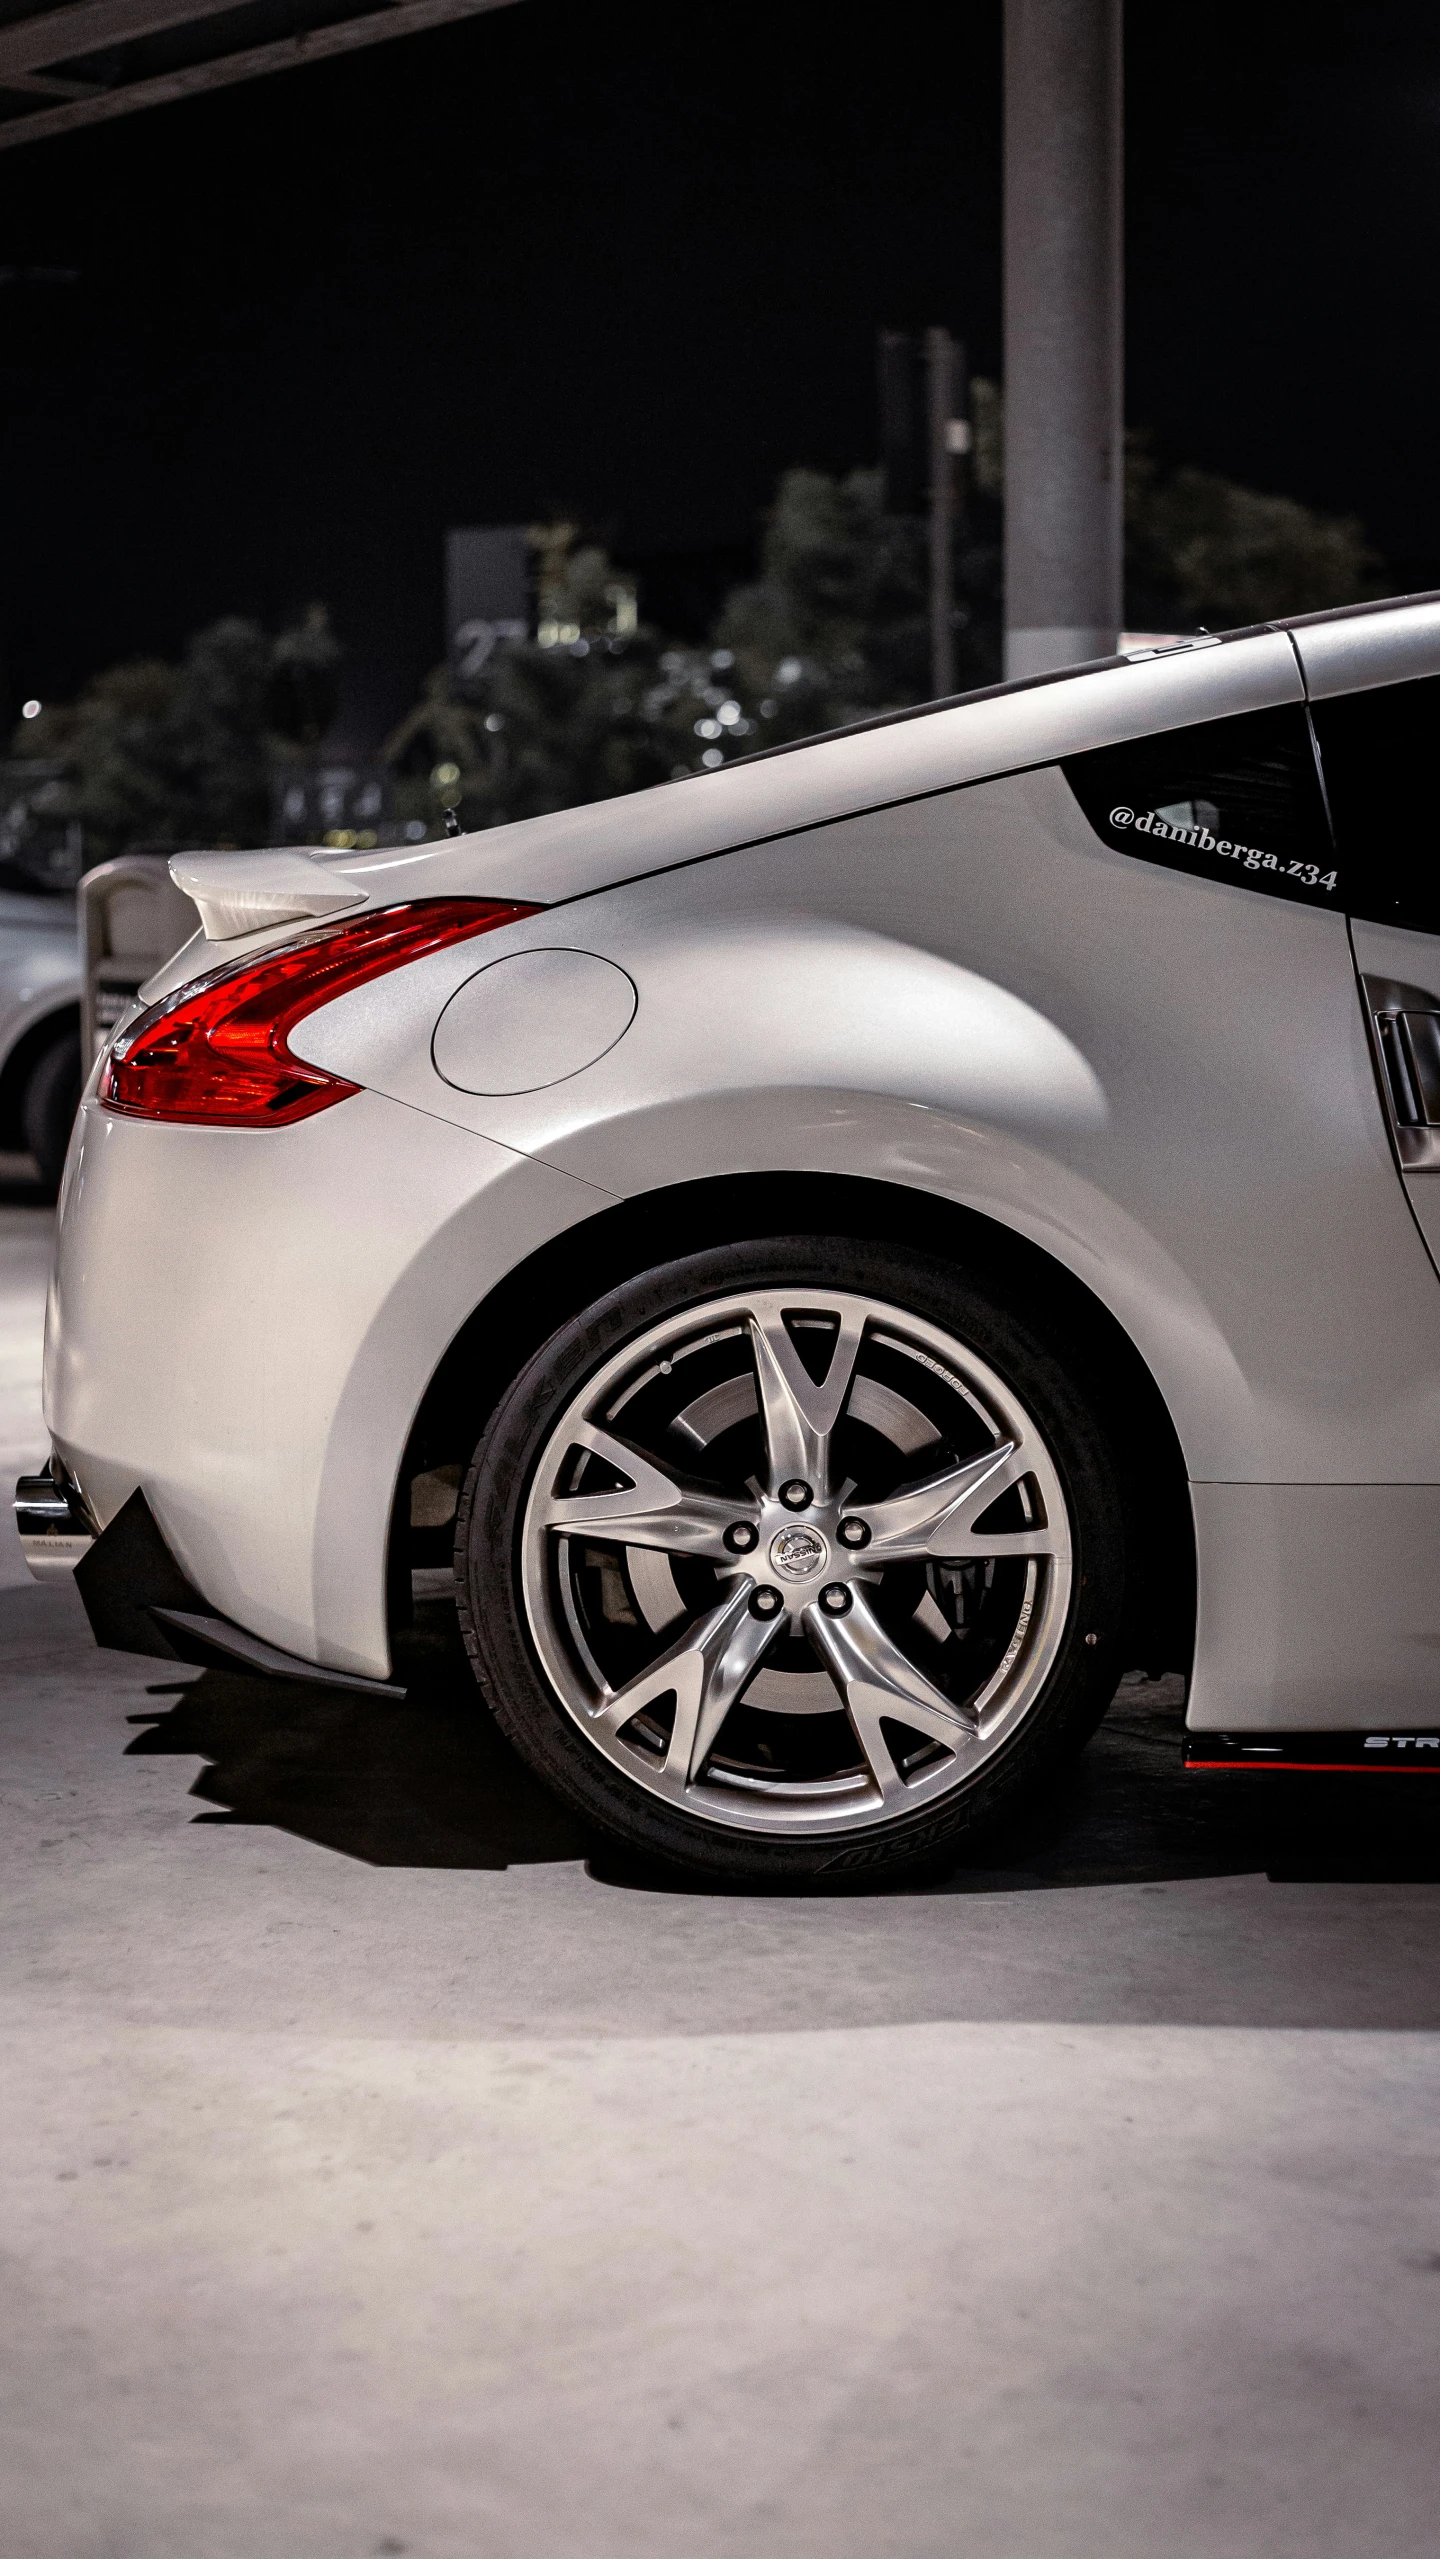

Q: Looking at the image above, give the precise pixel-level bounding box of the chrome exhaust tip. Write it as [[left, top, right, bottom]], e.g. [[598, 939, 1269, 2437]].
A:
[[15, 1463, 95, 1581]]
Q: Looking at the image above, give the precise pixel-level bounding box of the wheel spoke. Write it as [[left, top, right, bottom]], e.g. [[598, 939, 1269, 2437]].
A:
[[853, 1439, 1056, 1563], [519, 1280, 1078, 1843], [593, 1581, 778, 1792], [748, 1299, 866, 1497], [804, 1588, 977, 1801], [536, 1422, 755, 1559]]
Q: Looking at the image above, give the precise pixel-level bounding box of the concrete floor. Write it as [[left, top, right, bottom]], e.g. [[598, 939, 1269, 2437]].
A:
[[3, 1205, 1440, 2558]]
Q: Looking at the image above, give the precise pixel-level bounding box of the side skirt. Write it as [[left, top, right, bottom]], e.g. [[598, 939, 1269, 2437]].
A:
[[1185, 1731, 1440, 1771]]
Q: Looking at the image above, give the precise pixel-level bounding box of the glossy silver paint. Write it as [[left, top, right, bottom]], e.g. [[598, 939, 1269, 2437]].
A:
[[47, 1096, 610, 1672], [41, 597, 1440, 1731], [1293, 596, 1440, 699], [432, 949, 637, 1094]]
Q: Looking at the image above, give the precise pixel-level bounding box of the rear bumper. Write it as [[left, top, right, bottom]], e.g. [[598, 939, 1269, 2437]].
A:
[[18, 1471, 406, 1694], [44, 1089, 609, 1680]]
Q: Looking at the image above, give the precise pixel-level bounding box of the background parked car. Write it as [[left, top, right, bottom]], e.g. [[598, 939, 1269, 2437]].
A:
[[0, 887, 82, 1189], [0, 785, 203, 1188]]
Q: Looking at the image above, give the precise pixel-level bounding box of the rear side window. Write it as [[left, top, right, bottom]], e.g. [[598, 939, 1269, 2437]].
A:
[[1062, 705, 1338, 907], [1309, 675, 1440, 932]]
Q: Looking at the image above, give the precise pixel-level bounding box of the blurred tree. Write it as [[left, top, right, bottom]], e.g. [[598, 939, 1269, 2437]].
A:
[[938, 378, 1381, 631], [695, 463, 1002, 758], [7, 611, 337, 863], [386, 527, 679, 832], [158, 616, 275, 851], [267, 603, 342, 748], [18, 658, 180, 862], [384, 422, 1382, 825], [713, 467, 933, 739], [385, 486, 1005, 825], [15, 436, 1386, 866], [1124, 444, 1383, 629]]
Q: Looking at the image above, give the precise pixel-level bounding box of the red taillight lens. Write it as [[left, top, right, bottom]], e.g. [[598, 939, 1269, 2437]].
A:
[[99, 897, 539, 1128]]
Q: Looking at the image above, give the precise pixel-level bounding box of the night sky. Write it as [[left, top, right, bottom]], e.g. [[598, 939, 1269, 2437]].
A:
[[1, 0, 1436, 740]]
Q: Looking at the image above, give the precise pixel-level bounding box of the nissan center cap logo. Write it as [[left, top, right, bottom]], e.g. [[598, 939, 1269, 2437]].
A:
[[770, 1525, 829, 1579]]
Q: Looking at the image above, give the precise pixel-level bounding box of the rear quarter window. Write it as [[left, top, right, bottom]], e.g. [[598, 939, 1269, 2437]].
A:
[[1062, 704, 1338, 908], [1309, 674, 1440, 932]]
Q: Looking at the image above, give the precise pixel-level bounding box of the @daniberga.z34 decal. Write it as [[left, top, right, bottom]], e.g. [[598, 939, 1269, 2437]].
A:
[[1108, 806, 1339, 894]]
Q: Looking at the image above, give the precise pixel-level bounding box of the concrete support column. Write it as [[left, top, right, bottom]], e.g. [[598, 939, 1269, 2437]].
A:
[[1003, 0, 1124, 679]]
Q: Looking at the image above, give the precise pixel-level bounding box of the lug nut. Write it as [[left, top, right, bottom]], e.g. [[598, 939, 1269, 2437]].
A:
[[837, 1516, 870, 1549], [724, 1520, 759, 1552], [819, 1583, 852, 1615], [779, 1479, 812, 1510], [751, 1586, 783, 1618]]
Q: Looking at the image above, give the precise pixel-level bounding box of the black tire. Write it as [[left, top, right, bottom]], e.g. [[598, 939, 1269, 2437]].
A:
[[456, 1238, 1126, 1884], [22, 1030, 82, 1191]]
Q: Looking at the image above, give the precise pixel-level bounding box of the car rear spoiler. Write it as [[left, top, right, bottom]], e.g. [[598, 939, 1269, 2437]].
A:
[[169, 847, 365, 942]]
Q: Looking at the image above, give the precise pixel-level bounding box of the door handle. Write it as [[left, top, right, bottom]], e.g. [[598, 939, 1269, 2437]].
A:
[[1362, 975, 1440, 1171]]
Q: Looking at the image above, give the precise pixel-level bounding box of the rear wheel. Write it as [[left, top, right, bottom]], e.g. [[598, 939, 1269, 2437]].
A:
[[457, 1239, 1125, 1882]]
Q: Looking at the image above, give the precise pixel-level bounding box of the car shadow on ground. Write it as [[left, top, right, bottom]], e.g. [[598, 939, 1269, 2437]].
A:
[[123, 1599, 1440, 1894], [128, 1612, 590, 1872]]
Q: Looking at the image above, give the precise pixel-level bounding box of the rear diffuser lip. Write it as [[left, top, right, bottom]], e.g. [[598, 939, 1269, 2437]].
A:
[[66, 1481, 405, 1697]]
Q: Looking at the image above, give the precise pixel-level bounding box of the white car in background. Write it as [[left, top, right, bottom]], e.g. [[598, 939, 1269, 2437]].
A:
[[0, 888, 81, 1187], [22, 589, 1440, 1883]]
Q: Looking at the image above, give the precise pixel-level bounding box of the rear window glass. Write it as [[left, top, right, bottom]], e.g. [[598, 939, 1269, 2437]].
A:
[[1309, 674, 1440, 932], [1062, 705, 1338, 908]]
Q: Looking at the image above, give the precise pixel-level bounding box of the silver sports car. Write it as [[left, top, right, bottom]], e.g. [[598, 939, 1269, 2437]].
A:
[[21, 591, 1440, 1879]]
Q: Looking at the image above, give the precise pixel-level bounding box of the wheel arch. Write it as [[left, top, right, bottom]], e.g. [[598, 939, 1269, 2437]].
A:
[[391, 1169, 1195, 1677]]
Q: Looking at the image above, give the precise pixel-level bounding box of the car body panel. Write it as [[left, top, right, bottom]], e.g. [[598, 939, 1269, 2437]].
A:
[[1191, 1483, 1440, 1730], [293, 762, 1440, 1493], [1292, 595, 1440, 699], [46, 1089, 613, 1675]]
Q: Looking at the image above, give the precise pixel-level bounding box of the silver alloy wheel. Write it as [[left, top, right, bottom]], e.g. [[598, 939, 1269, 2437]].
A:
[[519, 1287, 1074, 1836]]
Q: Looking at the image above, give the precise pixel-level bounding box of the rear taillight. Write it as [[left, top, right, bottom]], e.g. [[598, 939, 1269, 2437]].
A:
[[99, 897, 539, 1128]]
